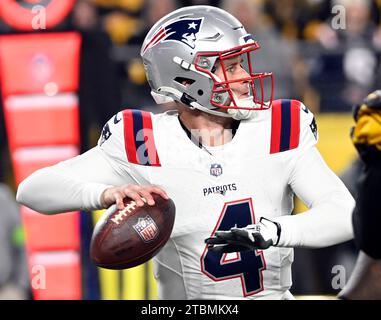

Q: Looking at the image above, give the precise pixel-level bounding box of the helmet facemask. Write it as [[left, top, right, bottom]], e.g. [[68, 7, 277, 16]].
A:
[[194, 41, 274, 119]]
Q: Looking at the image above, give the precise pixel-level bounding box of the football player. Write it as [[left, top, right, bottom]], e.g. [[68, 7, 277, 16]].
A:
[[17, 6, 355, 299], [338, 91, 381, 300]]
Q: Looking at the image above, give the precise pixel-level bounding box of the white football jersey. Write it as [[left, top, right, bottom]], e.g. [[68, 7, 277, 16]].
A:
[[98, 99, 319, 299]]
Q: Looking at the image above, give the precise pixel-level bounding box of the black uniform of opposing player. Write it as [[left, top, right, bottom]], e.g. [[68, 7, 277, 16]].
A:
[[339, 90, 381, 300]]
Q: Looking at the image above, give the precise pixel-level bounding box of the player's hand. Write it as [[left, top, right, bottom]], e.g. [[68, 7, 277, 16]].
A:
[[204, 217, 281, 253], [100, 184, 169, 210], [351, 90, 381, 167]]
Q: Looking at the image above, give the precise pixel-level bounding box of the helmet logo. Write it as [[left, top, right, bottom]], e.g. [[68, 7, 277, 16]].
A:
[[143, 18, 203, 53]]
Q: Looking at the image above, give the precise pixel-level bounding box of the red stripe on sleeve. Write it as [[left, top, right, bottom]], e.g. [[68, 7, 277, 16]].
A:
[[270, 100, 282, 154], [141, 111, 161, 166], [289, 100, 301, 150], [123, 110, 139, 164]]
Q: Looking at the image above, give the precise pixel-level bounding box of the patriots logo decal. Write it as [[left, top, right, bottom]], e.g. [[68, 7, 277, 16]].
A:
[[143, 18, 203, 53]]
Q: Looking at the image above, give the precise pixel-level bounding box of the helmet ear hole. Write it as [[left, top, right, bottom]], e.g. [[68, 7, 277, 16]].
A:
[[198, 90, 204, 96], [174, 77, 195, 87]]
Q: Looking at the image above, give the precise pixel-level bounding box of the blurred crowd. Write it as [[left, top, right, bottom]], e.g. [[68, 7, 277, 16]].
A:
[[70, 0, 381, 116], [0, 0, 380, 298], [1, 0, 381, 143], [67, 0, 381, 115]]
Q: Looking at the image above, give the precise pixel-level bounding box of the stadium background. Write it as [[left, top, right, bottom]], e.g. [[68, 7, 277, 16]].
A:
[[0, 0, 377, 299]]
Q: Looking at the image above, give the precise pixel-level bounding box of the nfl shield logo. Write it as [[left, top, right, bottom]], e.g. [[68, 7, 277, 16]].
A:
[[210, 163, 223, 177], [133, 215, 159, 242]]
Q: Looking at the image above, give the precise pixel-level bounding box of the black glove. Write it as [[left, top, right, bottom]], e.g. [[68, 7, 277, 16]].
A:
[[204, 217, 281, 253]]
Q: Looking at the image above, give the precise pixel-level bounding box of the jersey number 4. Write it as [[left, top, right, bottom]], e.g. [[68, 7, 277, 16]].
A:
[[200, 199, 266, 297]]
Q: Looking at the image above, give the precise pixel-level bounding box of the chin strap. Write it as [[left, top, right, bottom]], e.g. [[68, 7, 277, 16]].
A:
[[227, 94, 261, 120], [227, 108, 257, 120]]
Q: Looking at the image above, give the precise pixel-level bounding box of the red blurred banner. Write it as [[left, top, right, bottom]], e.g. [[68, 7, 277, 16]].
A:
[[0, 0, 75, 31]]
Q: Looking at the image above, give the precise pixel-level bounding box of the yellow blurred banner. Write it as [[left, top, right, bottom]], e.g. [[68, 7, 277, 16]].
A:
[[316, 113, 357, 173], [295, 113, 357, 213]]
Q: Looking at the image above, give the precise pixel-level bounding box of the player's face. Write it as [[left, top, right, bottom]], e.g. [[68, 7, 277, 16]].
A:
[[213, 55, 251, 100]]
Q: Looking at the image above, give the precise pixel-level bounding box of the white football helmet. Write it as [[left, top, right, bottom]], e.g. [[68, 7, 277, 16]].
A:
[[141, 5, 274, 119]]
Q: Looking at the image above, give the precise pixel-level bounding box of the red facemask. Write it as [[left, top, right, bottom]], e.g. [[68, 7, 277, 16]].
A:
[[195, 41, 274, 111]]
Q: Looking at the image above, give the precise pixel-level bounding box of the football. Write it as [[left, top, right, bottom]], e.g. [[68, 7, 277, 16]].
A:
[[90, 194, 176, 270]]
